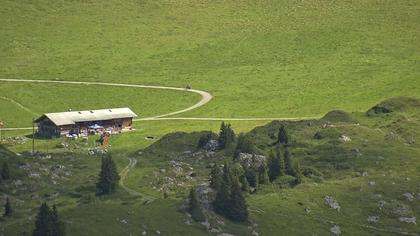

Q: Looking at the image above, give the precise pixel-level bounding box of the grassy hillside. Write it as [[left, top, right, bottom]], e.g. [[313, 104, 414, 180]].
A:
[[1, 0, 419, 126], [1, 97, 420, 235]]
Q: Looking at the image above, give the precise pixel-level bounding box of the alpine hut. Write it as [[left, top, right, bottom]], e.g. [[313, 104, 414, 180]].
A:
[[34, 108, 138, 138]]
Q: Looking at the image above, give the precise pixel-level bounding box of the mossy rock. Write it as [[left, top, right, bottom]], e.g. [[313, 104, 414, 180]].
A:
[[322, 110, 354, 123], [367, 97, 420, 115]]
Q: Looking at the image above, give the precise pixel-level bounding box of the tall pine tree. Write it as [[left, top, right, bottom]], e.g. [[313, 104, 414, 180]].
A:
[[284, 148, 295, 176], [188, 188, 205, 222], [257, 164, 269, 184], [213, 163, 233, 215], [33, 202, 52, 236], [96, 156, 120, 195], [33, 203, 65, 236], [51, 205, 65, 236], [1, 162, 10, 180], [293, 162, 304, 186], [268, 151, 280, 182], [209, 165, 222, 190], [228, 180, 248, 222], [218, 122, 235, 149], [278, 125, 289, 145], [4, 197, 12, 217]]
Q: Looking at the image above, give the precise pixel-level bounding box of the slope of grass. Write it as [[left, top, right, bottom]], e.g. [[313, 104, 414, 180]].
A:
[[1, 0, 419, 121]]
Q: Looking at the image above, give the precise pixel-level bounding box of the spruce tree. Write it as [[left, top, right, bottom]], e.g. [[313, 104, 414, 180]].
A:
[[293, 162, 304, 186], [278, 125, 289, 145], [1, 162, 10, 180], [284, 148, 295, 176], [51, 205, 65, 236], [234, 134, 255, 159], [213, 164, 233, 215], [218, 122, 236, 149], [96, 156, 120, 195], [258, 164, 269, 184], [239, 174, 250, 192], [33, 202, 52, 236], [4, 197, 12, 217], [245, 169, 259, 189], [209, 165, 222, 190], [228, 180, 248, 222], [277, 148, 286, 176], [268, 151, 280, 182], [188, 188, 205, 222]]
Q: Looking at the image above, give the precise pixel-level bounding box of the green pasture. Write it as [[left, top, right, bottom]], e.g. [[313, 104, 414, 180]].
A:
[[1, 0, 419, 124]]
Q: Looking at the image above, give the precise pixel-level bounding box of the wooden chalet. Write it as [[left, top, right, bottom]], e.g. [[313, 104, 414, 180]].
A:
[[34, 108, 138, 138]]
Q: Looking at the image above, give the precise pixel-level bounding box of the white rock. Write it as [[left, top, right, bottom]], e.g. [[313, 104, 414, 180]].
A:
[[399, 217, 416, 225], [330, 225, 341, 236], [324, 196, 341, 211], [402, 192, 415, 201]]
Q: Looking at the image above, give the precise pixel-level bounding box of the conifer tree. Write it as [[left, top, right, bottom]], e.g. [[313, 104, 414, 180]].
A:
[[258, 164, 269, 184], [33, 202, 52, 236], [245, 169, 259, 189], [1, 162, 10, 180], [4, 197, 12, 217], [213, 163, 233, 215], [228, 180, 248, 222], [238, 174, 249, 192], [278, 125, 289, 145], [209, 165, 222, 190], [33, 203, 65, 236], [96, 156, 120, 195], [284, 148, 295, 176], [268, 151, 280, 182], [277, 148, 286, 176], [293, 162, 304, 186], [51, 205, 65, 236], [234, 134, 255, 159], [188, 188, 205, 222], [218, 122, 235, 149]]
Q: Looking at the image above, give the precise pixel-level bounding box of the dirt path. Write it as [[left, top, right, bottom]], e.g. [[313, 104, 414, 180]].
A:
[[0, 78, 320, 130], [0, 96, 39, 116], [0, 78, 212, 121], [119, 158, 156, 201]]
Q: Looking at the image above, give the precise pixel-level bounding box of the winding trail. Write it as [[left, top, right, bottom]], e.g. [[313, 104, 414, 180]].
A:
[[119, 158, 156, 201], [0, 78, 212, 121], [0, 96, 39, 116]]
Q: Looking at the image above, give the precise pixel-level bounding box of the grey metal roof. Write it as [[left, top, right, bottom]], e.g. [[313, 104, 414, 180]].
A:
[[36, 108, 138, 126]]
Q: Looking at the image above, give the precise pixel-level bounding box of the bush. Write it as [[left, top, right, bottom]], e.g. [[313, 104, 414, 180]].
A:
[[301, 166, 323, 177], [273, 175, 296, 188]]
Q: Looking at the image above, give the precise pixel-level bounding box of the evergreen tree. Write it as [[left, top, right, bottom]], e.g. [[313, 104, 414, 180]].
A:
[[257, 164, 269, 184], [293, 162, 304, 186], [188, 188, 205, 222], [51, 205, 65, 236], [209, 165, 222, 191], [268, 151, 280, 182], [245, 169, 259, 189], [284, 148, 295, 176], [4, 197, 12, 217], [278, 125, 289, 145], [239, 174, 250, 192], [1, 162, 10, 180], [234, 134, 255, 159], [33, 202, 52, 236], [197, 132, 212, 149], [96, 156, 120, 195], [213, 163, 233, 215], [218, 122, 236, 149], [227, 181, 248, 222], [277, 148, 286, 176]]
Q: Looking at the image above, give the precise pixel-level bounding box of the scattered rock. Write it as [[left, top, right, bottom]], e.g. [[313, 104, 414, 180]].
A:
[[203, 139, 219, 152], [324, 196, 341, 211], [367, 216, 379, 223], [304, 207, 311, 214], [402, 192, 415, 202], [251, 230, 259, 236], [330, 225, 341, 236], [399, 217, 416, 225], [238, 153, 267, 169], [339, 135, 351, 142], [368, 181, 376, 186]]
